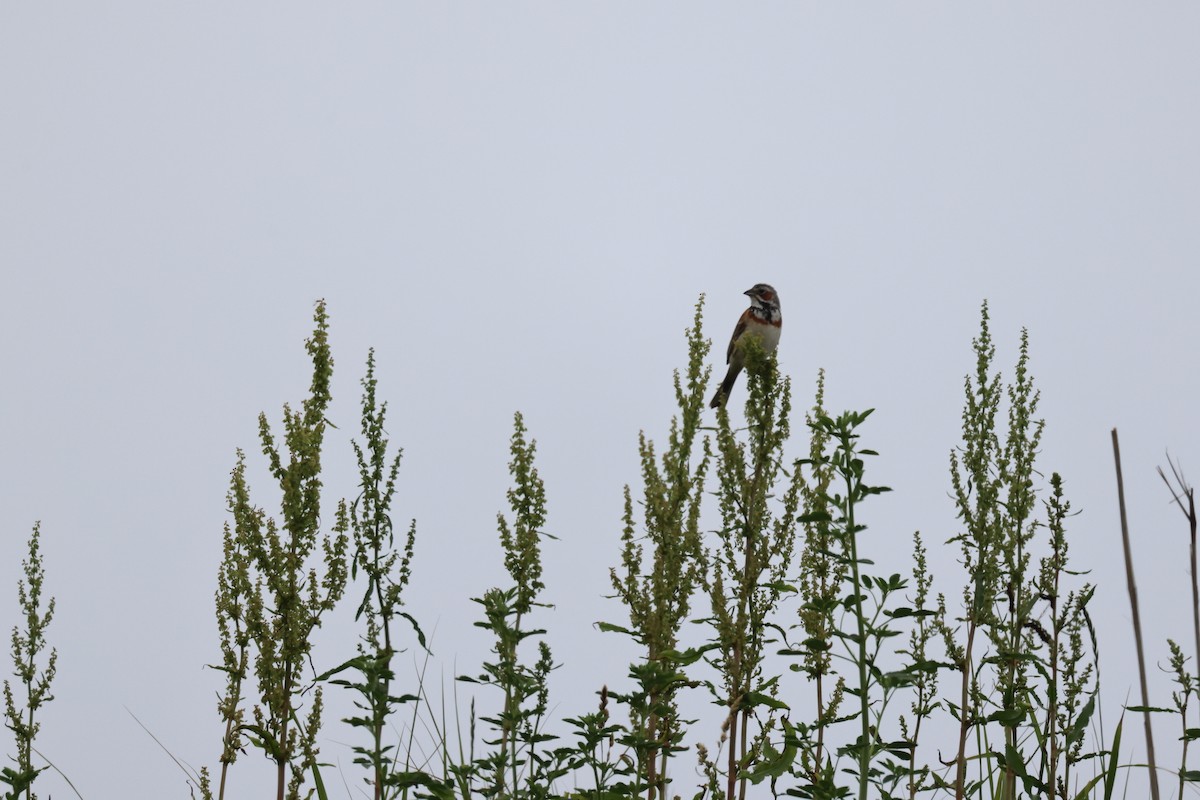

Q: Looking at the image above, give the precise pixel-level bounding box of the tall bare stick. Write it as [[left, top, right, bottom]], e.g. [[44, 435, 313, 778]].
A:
[[1112, 428, 1160, 800], [1158, 455, 1200, 682]]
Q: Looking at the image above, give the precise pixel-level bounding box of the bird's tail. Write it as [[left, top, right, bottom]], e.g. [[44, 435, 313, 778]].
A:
[[709, 367, 741, 409]]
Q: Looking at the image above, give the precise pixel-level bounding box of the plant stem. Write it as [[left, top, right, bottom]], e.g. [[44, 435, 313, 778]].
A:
[[1047, 564, 1060, 798], [726, 698, 738, 800], [278, 667, 291, 800], [375, 524, 391, 800], [953, 623, 976, 800], [1111, 428, 1160, 800], [815, 672, 825, 785], [845, 467, 870, 800], [218, 700, 239, 800], [1189, 488, 1199, 713]]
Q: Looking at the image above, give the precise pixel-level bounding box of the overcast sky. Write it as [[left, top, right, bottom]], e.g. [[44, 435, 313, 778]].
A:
[[2, 4, 1199, 798]]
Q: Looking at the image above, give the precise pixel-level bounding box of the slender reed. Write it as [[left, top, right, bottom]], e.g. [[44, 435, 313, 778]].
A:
[[1110, 428, 1160, 800]]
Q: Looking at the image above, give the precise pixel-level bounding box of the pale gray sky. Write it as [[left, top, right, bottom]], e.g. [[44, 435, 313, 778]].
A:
[[2, 4, 1199, 798]]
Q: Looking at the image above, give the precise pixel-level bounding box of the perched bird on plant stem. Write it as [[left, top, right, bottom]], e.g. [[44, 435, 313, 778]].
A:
[[709, 283, 782, 409]]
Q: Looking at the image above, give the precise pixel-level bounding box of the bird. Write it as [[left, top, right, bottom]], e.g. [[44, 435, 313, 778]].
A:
[[709, 283, 782, 409]]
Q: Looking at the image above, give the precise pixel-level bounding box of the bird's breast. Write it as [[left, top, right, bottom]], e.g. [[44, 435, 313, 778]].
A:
[[747, 318, 782, 352]]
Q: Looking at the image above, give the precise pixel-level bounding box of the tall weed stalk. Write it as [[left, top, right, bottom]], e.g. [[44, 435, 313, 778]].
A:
[[605, 295, 711, 800], [210, 300, 350, 800], [461, 412, 559, 800], [316, 349, 432, 799], [946, 303, 1099, 799], [700, 338, 802, 800], [2, 524, 57, 800]]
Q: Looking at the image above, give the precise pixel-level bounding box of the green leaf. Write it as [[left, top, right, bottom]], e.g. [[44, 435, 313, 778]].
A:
[[387, 771, 456, 799], [399, 611, 429, 650], [746, 717, 799, 784], [986, 707, 1025, 727], [660, 644, 716, 666], [1002, 743, 1029, 779], [743, 691, 789, 711], [311, 761, 329, 800], [1067, 693, 1096, 748], [314, 655, 369, 683], [1103, 715, 1123, 800]]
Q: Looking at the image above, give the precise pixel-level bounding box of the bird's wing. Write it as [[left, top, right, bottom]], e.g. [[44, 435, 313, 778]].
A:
[[726, 309, 750, 364]]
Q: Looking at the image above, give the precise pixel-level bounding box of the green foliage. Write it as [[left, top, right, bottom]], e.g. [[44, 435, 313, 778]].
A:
[[460, 412, 561, 800], [8, 297, 1160, 799], [897, 531, 950, 799], [605, 295, 712, 799], [1166, 640, 1197, 798], [212, 299, 350, 800], [785, 371, 850, 796], [318, 347, 429, 799], [945, 302, 1100, 800], [2, 523, 57, 800], [798, 409, 911, 800], [701, 333, 803, 799], [554, 686, 637, 799], [208, 456, 255, 800]]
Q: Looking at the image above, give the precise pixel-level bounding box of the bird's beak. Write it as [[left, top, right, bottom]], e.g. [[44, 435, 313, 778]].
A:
[[743, 288, 755, 296]]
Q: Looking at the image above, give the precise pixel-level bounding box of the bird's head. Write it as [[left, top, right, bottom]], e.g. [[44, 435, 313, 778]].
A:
[[745, 283, 780, 311]]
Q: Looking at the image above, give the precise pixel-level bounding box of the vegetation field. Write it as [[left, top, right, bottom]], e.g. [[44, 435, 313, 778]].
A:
[[5, 299, 1197, 800]]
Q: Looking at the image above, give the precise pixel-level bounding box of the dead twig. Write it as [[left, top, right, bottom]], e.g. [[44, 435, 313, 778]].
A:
[[1112, 428, 1160, 800]]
